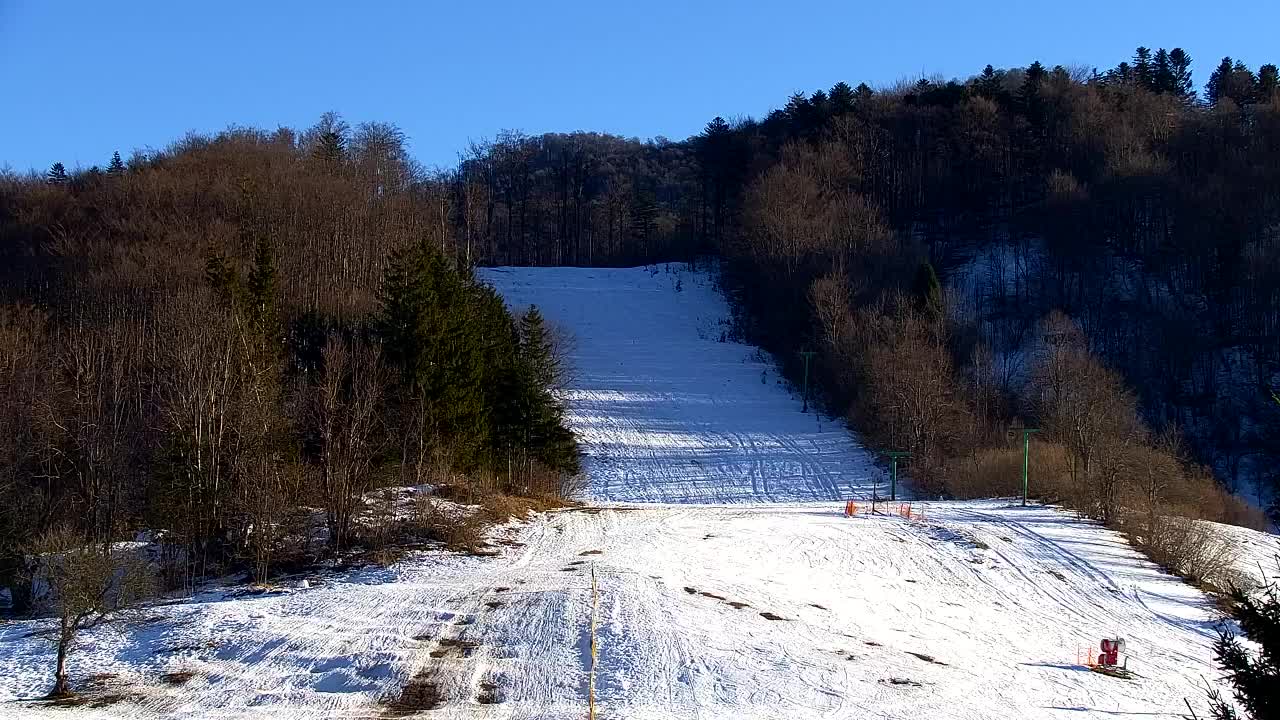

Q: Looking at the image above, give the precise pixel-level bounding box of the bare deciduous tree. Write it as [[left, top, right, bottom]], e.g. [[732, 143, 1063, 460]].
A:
[[150, 293, 241, 585], [29, 528, 154, 698], [1028, 312, 1145, 522], [307, 334, 384, 551], [857, 293, 972, 492]]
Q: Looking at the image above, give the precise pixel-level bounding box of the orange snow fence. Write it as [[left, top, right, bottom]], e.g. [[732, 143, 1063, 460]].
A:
[[889, 503, 926, 522], [843, 500, 859, 517], [1076, 644, 1097, 668]]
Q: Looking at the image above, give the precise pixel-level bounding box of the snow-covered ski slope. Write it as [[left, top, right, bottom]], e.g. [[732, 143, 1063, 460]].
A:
[[478, 265, 880, 503], [0, 503, 1255, 719], [3, 264, 1276, 720], [473, 265, 1258, 718]]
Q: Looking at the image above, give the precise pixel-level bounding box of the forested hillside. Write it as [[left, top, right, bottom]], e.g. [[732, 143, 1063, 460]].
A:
[[3, 47, 1278, 608], [0, 123, 579, 611], [714, 52, 1280, 526], [454, 48, 1280, 523]]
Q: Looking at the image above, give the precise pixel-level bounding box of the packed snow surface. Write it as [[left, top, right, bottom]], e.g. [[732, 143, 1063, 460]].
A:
[[2, 264, 1274, 719], [0, 503, 1253, 719], [480, 265, 881, 504]]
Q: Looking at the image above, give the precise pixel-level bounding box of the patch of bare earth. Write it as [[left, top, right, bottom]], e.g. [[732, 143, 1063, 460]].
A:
[[476, 680, 503, 704], [383, 671, 443, 715], [160, 670, 196, 686]]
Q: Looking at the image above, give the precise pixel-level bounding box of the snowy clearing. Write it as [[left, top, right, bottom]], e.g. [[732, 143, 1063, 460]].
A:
[[1, 264, 1274, 719]]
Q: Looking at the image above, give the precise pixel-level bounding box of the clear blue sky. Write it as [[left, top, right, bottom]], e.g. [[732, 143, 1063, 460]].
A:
[[3, 0, 1276, 173]]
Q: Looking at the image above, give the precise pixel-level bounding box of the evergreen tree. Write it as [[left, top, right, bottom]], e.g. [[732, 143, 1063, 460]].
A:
[[1134, 47, 1154, 90], [913, 261, 944, 316], [519, 306, 558, 390], [468, 282, 522, 458], [853, 83, 874, 103], [809, 89, 830, 125], [535, 412, 579, 475], [1168, 48, 1195, 101], [204, 241, 279, 347], [703, 116, 731, 137], [1208, 57, 1235, 105], [913, 78, 932, 96], [1232, 61, 1259, 104], [1107, 62, 1134, 86], [1020, 62, 1047, 125], [484, 302, 579, 478], [107, 151, 125, 176], [204, 251, 242, 307], [245, 238, 279, 336], [828, 82, 855, 115], [1207, 57, 1258, 106], [46, 162, 67, 185], [314, 130, 345, 165], [976, 64, 1004, 99], [1023, 62, 1047, 90], [1210, 565, 1280, 720], [378, 241, 489, 468], [515, 306, 578, 473], [697, 117, 734, 248], [784, 92, 815, 136], [1259, 64, 1280, 101], [1152, 48, 1175, 94]]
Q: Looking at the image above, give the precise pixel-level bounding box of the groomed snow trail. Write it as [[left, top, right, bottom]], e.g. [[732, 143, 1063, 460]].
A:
[[0, 503, 1243, 719], [493, 501, 1233, 720], [2, 264, 1273, 719], [479, 266, 881, 504]]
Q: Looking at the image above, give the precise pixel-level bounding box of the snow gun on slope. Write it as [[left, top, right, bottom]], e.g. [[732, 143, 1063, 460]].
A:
[[1083, 637, 1136, 679]]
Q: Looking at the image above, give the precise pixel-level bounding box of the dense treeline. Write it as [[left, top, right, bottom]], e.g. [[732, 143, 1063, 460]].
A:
[[0, 121, 578, 609], [711, 49, 1280, 530], [452, 131, 710, 266]]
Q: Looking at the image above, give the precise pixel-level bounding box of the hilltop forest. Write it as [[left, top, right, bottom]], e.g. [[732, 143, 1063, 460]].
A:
[[2, 47, 1279, 601]]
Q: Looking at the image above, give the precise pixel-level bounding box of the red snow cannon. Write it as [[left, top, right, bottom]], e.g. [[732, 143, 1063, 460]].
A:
[[1098, 638, 1125, 667]]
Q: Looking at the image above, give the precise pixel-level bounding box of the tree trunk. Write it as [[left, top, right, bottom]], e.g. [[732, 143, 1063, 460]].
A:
[[51, 617, 71, 697]]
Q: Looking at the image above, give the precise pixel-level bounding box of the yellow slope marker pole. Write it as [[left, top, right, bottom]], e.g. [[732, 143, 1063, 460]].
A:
[[589, 564, 598, 720]]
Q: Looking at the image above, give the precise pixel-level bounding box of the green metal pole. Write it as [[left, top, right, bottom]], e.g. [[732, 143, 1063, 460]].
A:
[[799, 350, 816, 413], [802, 358, 809, 413], [882, 451, 910, 504], [891, 457, 898, 501], [1021, 428, 1040, 507], [1022, 432, 1029, 506]]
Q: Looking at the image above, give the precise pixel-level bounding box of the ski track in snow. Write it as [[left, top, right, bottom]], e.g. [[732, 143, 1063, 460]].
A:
[[2, 264, 1277, 719]]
